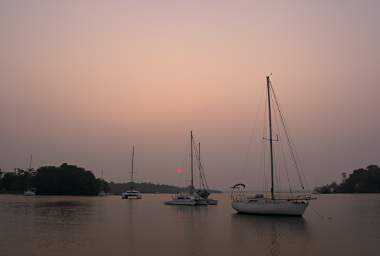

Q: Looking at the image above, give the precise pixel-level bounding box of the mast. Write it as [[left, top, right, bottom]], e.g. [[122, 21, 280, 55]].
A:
[[131, 145, 135, 190], [198, 142, 201, 189], [28, 154, 33, 171], [190, 131, 194, 194], [267, 76, 275, 200]]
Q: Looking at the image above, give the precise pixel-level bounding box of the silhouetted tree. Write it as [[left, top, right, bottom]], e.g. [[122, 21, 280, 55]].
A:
[[315, 165, 380, 193], [1, 171, 28, 192], [33, 163, 101, 195]]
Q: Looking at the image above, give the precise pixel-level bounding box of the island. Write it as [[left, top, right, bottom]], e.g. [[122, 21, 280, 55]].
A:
[[315, 164, 380, 193]]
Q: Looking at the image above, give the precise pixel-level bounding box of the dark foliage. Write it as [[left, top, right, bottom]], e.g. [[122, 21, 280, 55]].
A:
[[0, 169, 30, 193], [0, 164, 107, 195], [315, 165, 380, 193], [34, 163, 101, 195]]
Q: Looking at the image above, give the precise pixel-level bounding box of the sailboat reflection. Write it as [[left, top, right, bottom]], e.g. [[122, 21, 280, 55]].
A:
[[231, 214, 309, 256]]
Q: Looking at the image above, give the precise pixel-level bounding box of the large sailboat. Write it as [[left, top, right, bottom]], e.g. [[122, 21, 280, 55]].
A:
[[165, 131, 216, 206], [231, 76, 312, 216], [122, 145, 142, 199]]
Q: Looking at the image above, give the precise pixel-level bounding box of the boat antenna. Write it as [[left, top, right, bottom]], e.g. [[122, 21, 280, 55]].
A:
[[131, 145, 135, 190], [267, 76, 275, 200]]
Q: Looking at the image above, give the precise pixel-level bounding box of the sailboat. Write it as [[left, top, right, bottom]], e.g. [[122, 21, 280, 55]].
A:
[[122, 145, 142, 199], [165, 131, 215, 206], [231, 76, 312, 216], [24, 154, 36, 196], [195, 142, 218, 205]]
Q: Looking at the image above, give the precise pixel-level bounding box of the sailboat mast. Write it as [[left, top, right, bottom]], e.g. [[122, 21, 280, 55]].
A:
[[28, 154, 33, 171], [131, 145, 135, 189], [198, 142, 201, 188], [190, 131, 194, 194], [267, 76, 275, 200]]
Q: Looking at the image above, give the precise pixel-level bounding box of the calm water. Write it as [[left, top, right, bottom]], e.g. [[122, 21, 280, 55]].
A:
[[0, 194, 379, 256]]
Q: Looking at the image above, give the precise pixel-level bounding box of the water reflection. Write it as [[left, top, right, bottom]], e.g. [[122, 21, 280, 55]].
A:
[[168, 205, 209, 219], [231, 214, 309, 256]]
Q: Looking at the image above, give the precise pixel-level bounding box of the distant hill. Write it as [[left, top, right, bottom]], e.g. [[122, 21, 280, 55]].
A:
[[109, 182, 221, 194], [315, 164, 380, 193]]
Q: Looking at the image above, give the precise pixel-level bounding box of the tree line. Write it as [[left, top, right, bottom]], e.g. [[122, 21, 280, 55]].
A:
[[315, 164, 380, 193], [0, 163, 109, 195], [0, 163, 220, 195]]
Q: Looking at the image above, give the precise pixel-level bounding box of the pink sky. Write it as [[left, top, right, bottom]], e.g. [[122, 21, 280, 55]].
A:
[[0, 0, 379, 190]]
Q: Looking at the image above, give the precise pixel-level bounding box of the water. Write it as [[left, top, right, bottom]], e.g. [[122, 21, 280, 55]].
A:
[[0, 194, 379, 256]]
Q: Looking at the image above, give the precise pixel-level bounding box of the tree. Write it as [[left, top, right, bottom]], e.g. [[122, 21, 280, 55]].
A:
[[33, 163, 101, 195], [1, 171, 28, 192]]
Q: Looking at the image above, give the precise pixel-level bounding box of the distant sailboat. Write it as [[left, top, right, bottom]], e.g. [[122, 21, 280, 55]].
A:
[[165, 131, 216, 206], [24, 154, 36, 196], [122, 145, 142, 199], [98, 169, 106, 196], [231, 76, 313, 216]]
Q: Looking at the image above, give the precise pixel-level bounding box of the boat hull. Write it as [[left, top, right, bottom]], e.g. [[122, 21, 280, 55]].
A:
[[164, 199, 197, 206], [122, 195, 142, 199], [122, 191, 142, 199], [24, 190, 36, 196], [232, 199, 308, 216], [206, 199, 218, 205]]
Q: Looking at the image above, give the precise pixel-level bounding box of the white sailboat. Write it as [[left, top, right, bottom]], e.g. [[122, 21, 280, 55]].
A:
[[165, 131, 208, 206], [195, 142, 218, 205], [231, 76, 312, 216], [122, 145, 142, 199]]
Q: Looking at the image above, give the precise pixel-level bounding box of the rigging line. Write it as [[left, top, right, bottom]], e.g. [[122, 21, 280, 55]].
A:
[[269, 81, 305, 190], [309, 204, 332, 220], [273, 143, 281, 194], [196, 145, 209, 189], [240, 85, 266, 181], [272, 99, 293, 194], [262, 94, 269, 193], [262, 140, 268, 193], [192, 137, 210, 190], [271, 98, 281, 194], [180, 134, 191, 187]]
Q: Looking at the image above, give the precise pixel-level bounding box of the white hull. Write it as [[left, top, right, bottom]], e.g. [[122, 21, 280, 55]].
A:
[[164, 193, 208, 206], [24, 190, 36, 196], [165, 199, 197, 205], [232, 199, 308, 216], [122, 191, 142, 199]]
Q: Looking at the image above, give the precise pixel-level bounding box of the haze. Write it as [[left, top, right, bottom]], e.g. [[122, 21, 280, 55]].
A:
[[0, 0, 379, 190]]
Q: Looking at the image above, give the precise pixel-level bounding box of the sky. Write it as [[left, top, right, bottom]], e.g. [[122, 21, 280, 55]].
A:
[[0, 0, 379, 190]]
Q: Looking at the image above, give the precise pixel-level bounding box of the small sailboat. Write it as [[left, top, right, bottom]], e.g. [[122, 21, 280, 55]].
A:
[[98, 169, 106, 196], [24, 154, 36, 196], [165, 131, 214, 206], [231, 76, 312, 216], [122, 145, 142, 199]]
